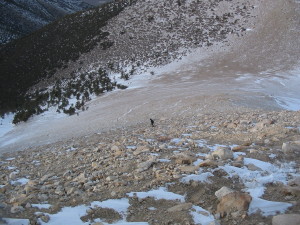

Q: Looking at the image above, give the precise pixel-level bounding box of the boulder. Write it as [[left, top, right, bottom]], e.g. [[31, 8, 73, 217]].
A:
[[282, 141, 300, 154], [10, 205, 24, 213], [282, 178, 300, 197], [288, 177, 300, 186], [174, 152, 195, 165], [198, 159, 218, 168], [232, 146, 247, 152], [111, 145, 120, 152], [9, 172, 18, 180], [40, 173, 55, 183], [217, 192, 252, 217], [133, 146, 150, 156], [282, 186, 300, 196], [247, 163, 262, 171], [137, 160, 156, 172], [272, 214, 300, 225], [91, 162, 99, 168], [211, 147, 233, 160], [215, 187, 234, 200], [73, 172, 87, 183]]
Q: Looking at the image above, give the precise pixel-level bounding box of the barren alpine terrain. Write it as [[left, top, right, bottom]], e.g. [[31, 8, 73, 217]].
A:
[[0, 0, 300, 224]]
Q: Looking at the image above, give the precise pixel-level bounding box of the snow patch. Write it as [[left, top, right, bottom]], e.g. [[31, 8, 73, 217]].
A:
[[127, 187, 185, 202], [32, 204, 52, 209], [11, 178, 29, 186], [90, 198, 130, 216], [2, 218, 30, 225], [190, 206, 215, 225], [181, 172, 214, 184], [249, 198, 292, 216], [0, 113, 15, 138]]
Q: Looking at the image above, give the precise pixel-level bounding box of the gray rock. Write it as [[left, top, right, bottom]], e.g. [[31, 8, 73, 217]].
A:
[[133, 146, 149, 155], [137, 160, 155, 172], [282, 141, 300, 154], [247, 163, 262, 171], [40, 173, 55, 182], [211, 147, 233, 160], [9, 172, 18, 180], [73, 172, 87, 183], [174, 152, 196, 165], [215, 186, 234, 200], [41, 215, 50, 223], [272, 214, 300, 225], [106, 176, 117, 182], [208, 221, 221, 225], [167, 203, 193, 212], [10, 205, 24, 213]]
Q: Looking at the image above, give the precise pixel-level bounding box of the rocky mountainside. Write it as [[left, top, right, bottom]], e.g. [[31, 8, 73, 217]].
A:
[[0, 0, 101, 45], [0, 109, 299, 224], [0, 0, 299, 224], [0, 0, 132, 118], [0, 0, 256, 122]]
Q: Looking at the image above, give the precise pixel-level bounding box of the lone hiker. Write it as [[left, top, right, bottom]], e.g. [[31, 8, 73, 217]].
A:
[[150, 118, 155, 127]]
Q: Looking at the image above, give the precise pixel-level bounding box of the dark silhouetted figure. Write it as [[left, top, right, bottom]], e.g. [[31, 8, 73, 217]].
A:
[[150, 118, 155, 127]]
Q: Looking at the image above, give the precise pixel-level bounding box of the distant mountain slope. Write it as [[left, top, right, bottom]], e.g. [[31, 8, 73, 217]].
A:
[[0, 0, 98, 44], [0, 0, 257, 122], [0, 0, 135, 116], [83, 0, 111, 6]]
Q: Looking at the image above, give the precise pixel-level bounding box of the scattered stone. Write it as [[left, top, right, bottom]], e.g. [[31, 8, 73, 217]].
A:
[[10, 205, 24, 214], [235, 155, 244, 162], [249, 149, 258, 154], [157, 136, 171, 142], [232, 146, 247, 152], [282, 141, 300, 154], [133, 146, 149, 156], [272, 214, 300, 225], [174, 153, 195, 165], [217, 192, 252, 217], [106, 176, 117, 182], [198, 159, 218, 168], [179, 166, 198, 173], [111, 145, 120, 152], [215, 187, 235, 200], [137, 160, 156, 172], [92, 162, 99, 168], [231, 162, 243, 168], [288, 177, 300, 186], [211, 147, 234, 160], [41, 215, 50, 223], [9, 172, 18, 180], [73, 172, 87, 183], [208, 221, 221, 225], [247, 163, 262, 171], [40, 173, 55, 183], [282, 186, 300, 197], [251, 119, 275, 131], [167, 203, 193, 212]]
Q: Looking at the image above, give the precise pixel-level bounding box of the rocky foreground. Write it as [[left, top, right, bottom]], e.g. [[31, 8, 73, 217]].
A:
[[0, 109, 300, 225]]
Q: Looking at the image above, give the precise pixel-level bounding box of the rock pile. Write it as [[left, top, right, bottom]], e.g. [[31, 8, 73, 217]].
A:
[[0, 109, 299, 224]]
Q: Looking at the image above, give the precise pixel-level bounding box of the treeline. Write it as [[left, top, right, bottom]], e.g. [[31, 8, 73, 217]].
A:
[[12, 68, 128, 124], [0, 0, 137, 115]]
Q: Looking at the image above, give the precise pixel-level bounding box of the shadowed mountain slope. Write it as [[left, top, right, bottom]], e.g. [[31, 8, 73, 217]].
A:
[[0, 0, 134, 115], [0, 0, 98, 44]]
